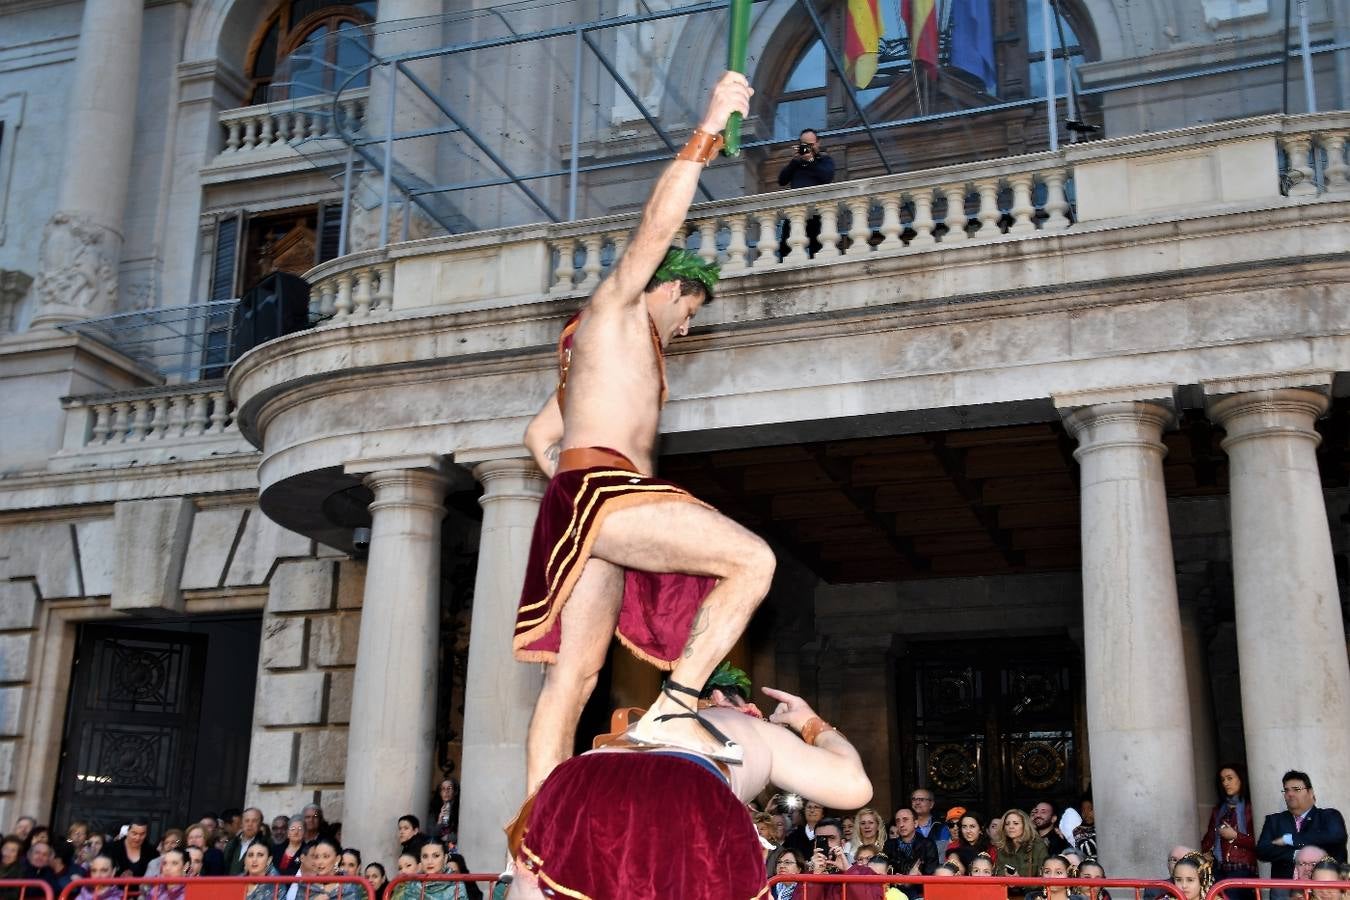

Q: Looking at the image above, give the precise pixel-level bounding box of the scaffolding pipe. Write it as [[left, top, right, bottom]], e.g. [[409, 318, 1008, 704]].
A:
[[568, 28, 584, 221], [380, 62, 397, 247], [1297, 0, 1317, 113], [339, 144, 355, 257], [1041, 0, 1058, 151]]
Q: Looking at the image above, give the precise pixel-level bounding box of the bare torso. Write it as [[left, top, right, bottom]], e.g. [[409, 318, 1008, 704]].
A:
[[561, 302, 664, 474]]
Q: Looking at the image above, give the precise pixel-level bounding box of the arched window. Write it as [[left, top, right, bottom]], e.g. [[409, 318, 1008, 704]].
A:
[[766, 0, 1098, 144], [247, 1, 378, 104]]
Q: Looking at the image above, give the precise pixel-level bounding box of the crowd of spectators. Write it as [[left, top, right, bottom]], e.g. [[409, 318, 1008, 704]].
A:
[[3, 765, 1349, 898], [753, 767, 1348, 900], [0, 778, 468, 900]]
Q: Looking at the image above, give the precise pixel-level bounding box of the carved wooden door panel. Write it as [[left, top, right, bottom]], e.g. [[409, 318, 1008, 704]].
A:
[[52, 626, 207, 837], [900, 642, 1082, 816]]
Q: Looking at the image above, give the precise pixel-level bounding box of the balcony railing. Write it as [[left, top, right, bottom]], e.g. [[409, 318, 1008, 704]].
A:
[[57, 381, 250, 466], [212, 89, 369, 161]]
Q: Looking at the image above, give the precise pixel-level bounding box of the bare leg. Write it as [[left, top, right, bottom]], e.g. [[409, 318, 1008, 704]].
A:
[[523, 558, 623, 794], [589, 500, 775, 758]]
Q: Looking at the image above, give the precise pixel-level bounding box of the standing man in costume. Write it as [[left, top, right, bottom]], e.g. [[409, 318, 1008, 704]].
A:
[[516, 70, 773, 793]]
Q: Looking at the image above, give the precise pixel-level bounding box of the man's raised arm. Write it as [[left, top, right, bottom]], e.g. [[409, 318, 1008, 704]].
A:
[[590, 71, 752, 310]]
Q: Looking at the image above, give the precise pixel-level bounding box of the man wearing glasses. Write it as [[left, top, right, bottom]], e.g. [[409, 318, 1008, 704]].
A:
[[1257, 770, 1347, 900], [910, 789, 952, 846]]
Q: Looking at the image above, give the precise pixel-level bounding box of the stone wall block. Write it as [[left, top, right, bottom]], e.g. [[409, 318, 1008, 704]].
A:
[[327, 669, 353, 725], [0, 687, 23, 735], [268, 560, 336, 613], [0, 635, 32, 682], [298, 730, 348, 784], [0, 741, 14, 792], [0, 582, 38, 630], [335, 560, 365, 609], [318, 788, 344, 823], [227, 514, 315, 587], [256, 672, 327, 726], [261, 617, 307, 670], [247, 730, 299, 786], [247, 786, 316, 818], [111, 497, 194, 613], [311, 612, 359, 667], [181, 507, 247, 590]]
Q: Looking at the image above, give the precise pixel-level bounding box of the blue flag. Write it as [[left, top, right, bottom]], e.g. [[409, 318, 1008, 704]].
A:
[[949, 0, 997, 95]]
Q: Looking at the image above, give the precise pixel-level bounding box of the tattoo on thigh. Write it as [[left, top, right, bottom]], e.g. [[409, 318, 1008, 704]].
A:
[[683, 606, 709, 658]]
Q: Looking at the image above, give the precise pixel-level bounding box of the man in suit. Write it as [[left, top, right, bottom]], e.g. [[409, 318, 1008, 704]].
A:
[[1257, 770, 1347, 900], [225, 807, 266, 876]]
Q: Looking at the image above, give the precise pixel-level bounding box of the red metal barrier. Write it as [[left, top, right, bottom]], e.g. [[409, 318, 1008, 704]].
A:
[[55, 875, 376, 900], [765, 873, 1188, 900], [384, 873, 510, 899], [1207, 878, 1350, 900], [0, 880, 56, 900]]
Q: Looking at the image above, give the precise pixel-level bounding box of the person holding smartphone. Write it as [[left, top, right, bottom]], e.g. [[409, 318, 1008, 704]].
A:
[[810, 819, 851, 874]]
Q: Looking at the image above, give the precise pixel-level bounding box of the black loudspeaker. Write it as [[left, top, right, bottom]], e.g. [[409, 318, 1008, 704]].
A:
[[228, 272, 311, 358]]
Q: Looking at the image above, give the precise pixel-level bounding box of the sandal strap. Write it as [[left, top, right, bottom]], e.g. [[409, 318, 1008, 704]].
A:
[[653, 709, 739, 753], [662, 678, 702, 699]]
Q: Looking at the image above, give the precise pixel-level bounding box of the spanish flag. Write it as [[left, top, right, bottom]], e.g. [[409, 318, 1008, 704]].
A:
[[903, 0, 939, 78], [845, 0, 884, 88]]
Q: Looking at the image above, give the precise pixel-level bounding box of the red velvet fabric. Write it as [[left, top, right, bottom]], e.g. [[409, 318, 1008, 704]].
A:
[[519, 752, 768, 899], [512, 463, 717, 668]]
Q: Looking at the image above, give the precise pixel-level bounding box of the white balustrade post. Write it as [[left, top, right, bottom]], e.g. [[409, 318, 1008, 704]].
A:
[[209, 391, 230, 434], [1042, 171, 1071, 231], [877, 195, 903, 251], [910, 190, 936, 247], [186, 393, 209, 437], [551, 242, 576, 294], [334, 273, 354, 318], [91, 404, 111, 445], [579, 237, 603, 290], [109, 402, 130, 443], [352, 268, 374, 317], [845, 198, 872, 256], [1281, 134, 1317, 196], [259, 114, 275, 147], [724, 217, 748, 271], [753, 212, 779, 267], [942, 184, 969, 243], [226, 120, 243, 153], [1008, 173, 1036, 234], [1322, 133, 1347, 191], [166, 395, 187, 437], [782, 207, 809, 262], [317, 279, 337, 318], [975, 179, 1001, 237], [697, 221, 718, 265], [816, 202, 842, 259], [243, 116, 259, 151], [149, 397, 170, 440], [375, 263, 394, 312]]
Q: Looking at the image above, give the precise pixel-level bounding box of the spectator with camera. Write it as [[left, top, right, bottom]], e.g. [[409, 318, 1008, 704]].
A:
[[776, 128, 835, 258]]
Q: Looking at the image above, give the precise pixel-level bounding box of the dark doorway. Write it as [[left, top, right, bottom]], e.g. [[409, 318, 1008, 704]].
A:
[[52, 616, 261, 835], [898, 639, 1085, 817]]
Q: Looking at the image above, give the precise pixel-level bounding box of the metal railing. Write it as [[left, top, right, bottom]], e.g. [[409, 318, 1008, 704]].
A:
[[766, 874, 1187, 900], [54, 875, 375, 900], [1207, 877, 1350, 900], [384, 872, 511, 900], [2, 880, 56, 900]]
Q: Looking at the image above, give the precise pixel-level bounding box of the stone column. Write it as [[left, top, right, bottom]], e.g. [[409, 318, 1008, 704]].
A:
[[1060, 396, 1197, 879], [31, 0, 144, 326], [340, 458, 448, 868], [457, 459, 546, 870], [1179, 603, 1219, 828], [1206, 378, 1350, 823]]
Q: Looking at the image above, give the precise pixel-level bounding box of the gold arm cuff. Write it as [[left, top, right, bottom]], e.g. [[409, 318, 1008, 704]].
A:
[[800, 716, 838, 747], [676, 129, 725, 164]]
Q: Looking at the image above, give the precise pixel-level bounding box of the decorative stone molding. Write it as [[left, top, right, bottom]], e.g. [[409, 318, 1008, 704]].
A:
[[31, 212, 121, 327], [0, 269, 32, 333]]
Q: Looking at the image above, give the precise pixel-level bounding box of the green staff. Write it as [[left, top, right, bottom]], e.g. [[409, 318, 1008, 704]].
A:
[[722, 0, 752, 156]]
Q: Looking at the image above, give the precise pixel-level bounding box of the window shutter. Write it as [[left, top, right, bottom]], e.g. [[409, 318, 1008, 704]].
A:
[[202, 214, 242, 379], [318, 202, 343, 263]]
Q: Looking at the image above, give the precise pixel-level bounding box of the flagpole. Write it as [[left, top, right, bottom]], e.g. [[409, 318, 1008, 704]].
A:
[[1040, 0, 1058, 151]]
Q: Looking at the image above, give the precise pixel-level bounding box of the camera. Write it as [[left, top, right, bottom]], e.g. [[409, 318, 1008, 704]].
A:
[[797, 143, 813, 156], [352, 526, 372, 557]]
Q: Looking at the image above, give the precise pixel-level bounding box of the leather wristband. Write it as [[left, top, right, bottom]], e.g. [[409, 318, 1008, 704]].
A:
[[676, 129, 725, 164], [800, 716, 838, 746]]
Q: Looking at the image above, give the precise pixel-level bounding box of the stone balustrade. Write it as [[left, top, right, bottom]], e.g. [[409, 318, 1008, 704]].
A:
[[308, 250, 395, 322], [549, 158, 1073, 294], [1278, 126, 1350, 196], [217, 89, 368, 156], [62, 381, 238, 450]]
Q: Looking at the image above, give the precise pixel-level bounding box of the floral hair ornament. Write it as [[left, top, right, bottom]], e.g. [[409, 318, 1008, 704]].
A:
[[653, 248, 720, 298], [703, 661, 752, 700]]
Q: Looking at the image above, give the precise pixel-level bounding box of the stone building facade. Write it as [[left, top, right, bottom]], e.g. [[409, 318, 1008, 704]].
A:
[[1, 0, 1349, 884]]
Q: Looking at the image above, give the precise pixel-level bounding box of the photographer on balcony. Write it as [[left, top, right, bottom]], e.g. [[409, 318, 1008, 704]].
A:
[[777, 128, 835, 258]]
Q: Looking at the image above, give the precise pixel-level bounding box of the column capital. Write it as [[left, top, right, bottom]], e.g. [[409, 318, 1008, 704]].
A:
[[1061, 400, 1174, 460], [345, 459, 449, 518], [473, 458, 547, 505], [1205, 386, 1329, 452]]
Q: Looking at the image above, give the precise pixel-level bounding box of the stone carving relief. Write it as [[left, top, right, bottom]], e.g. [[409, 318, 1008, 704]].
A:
[[33, 212, 120, 323], [346, 201, 436, 253], [0, 269, 33, 334]]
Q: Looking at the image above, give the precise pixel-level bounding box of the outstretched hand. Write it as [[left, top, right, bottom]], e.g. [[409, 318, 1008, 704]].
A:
[[698, 71, 753, 135], [762, 686, 817, 734]]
